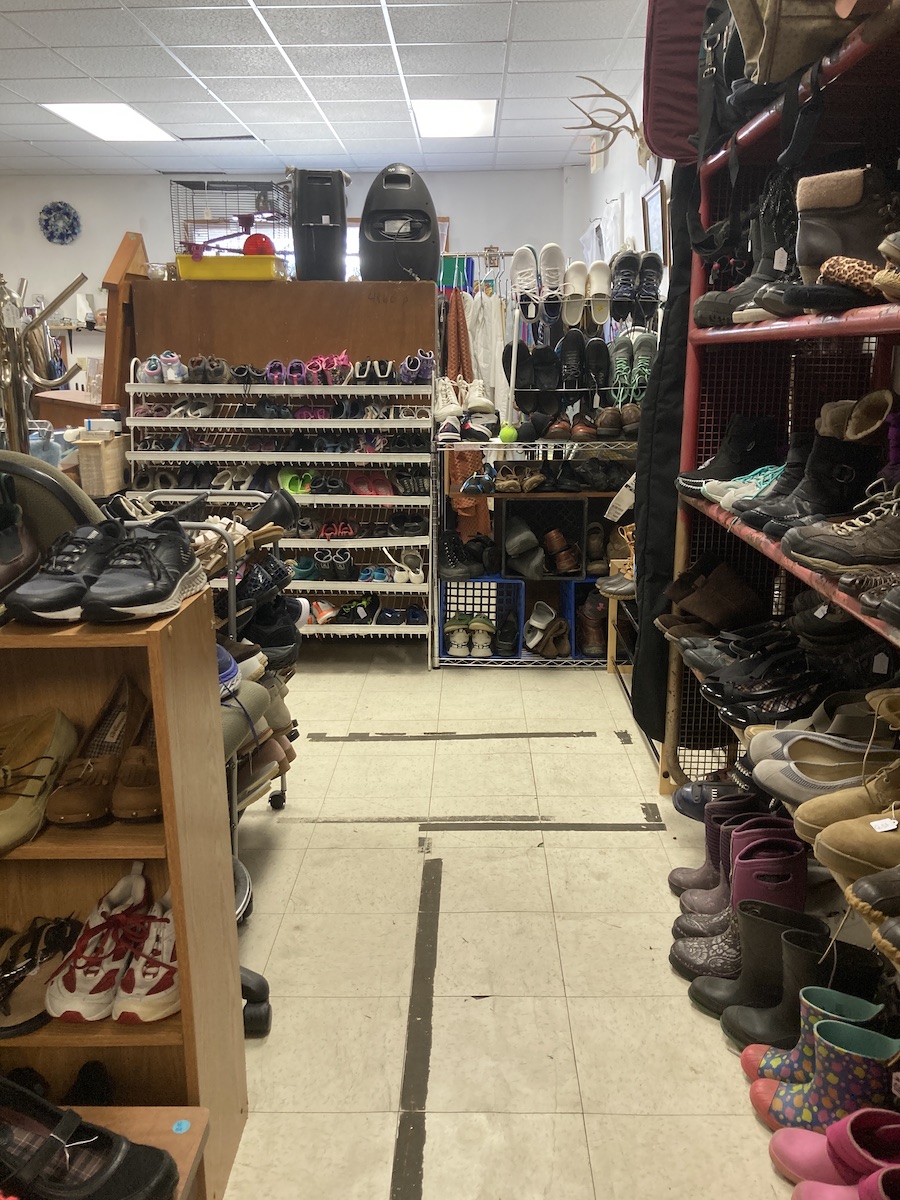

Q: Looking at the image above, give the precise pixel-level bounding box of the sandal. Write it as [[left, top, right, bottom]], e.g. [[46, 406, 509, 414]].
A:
[[521, 467, 546, 493], [495, 465, 521, 492], [524, 601, 557, 649], [0, 917, 81, 1038]]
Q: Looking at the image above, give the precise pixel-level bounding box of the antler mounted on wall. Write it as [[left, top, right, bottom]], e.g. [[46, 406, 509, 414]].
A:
[[567, 76, 652, 169]]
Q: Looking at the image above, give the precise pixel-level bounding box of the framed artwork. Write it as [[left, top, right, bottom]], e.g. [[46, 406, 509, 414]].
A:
[[642, 180, 669, 266]]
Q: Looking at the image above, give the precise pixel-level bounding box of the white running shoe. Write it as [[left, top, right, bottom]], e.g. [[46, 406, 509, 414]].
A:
[[113, 889, 180, 1024], [511, 245, 540, 323], [45, 862, 151, 1022], [434, 376, 463, 420], [538, 243, 566, 323], [464, 379, 494, 414]]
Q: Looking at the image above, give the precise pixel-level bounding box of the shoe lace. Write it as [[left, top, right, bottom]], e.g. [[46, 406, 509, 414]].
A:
[[541, 260, 563, 293], [738, 463, 783, 492], [611, 356, 632, 405], [58, 909, 157, 978], [0, 754, 56, 796], [513, 262, 538, 296], [827, 494, 900, 536], [613, 263, 638, 293], [43, 533, 97, 577], [105, 538, 165, 580], [630, 351, 654, 394]]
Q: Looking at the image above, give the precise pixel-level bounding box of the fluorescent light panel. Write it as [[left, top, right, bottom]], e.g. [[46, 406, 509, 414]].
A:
[[41, 103, 174, 142], [412, 99, 496, 138]]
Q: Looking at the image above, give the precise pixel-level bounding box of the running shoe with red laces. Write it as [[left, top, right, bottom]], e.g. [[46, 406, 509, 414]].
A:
[[113, 889, 179, 1024], [45, 862, 151, 1022]]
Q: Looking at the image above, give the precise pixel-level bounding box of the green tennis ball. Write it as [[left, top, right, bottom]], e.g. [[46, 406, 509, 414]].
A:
[[499, 423, 518, 443]]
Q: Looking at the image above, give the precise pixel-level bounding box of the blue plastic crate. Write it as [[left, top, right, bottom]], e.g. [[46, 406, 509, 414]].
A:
[[439, 576, 526, 660], [559, 580, 608, 662]]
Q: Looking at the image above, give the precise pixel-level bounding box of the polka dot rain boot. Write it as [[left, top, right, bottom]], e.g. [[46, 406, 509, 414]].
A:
[[741, 985, 884, 1084], [750, 1019, 900, 1133]]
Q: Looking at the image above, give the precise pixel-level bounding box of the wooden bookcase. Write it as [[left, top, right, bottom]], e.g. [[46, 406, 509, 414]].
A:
[[0, 593, 246, 1200]]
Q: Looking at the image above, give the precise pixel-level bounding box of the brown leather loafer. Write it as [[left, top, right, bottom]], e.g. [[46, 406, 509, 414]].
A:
[[596, 407, 623, 438], [546, 415, 572, 440], [620, 402, 641, 436], [554, 544, 581, 574], [572, 411, 597, 441], [542, 528, 567, 554]]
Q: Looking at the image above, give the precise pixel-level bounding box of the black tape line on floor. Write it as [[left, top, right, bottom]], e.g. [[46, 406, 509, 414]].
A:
[[276, 817, 667, 830], [390, 857, 442, 1200], [307, 730, 598, 742]]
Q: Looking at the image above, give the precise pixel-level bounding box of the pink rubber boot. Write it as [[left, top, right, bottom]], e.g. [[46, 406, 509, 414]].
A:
[[770, 1110, 900, 1185]]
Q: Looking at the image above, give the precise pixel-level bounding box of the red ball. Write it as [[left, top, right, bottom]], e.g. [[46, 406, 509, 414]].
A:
[[243, 233, 275, 256]]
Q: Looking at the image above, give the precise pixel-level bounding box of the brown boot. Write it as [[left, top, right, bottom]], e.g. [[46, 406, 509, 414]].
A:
[[796, 166, 890, 285], [677, 563, 766, 629], [576, 603, 606, 656]]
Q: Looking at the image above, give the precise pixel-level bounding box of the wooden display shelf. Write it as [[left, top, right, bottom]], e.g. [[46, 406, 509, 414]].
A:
[[689, 303, 900, 345], [73, 1106, 208, 1200], [7, 821, 167, 861], [0, 600, 206, 649], [683, 495, 900, 651], [11, 1013, 183, 1049]]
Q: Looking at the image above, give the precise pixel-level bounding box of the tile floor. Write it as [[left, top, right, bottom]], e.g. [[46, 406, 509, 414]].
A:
[[226, 643, 790, 1200]]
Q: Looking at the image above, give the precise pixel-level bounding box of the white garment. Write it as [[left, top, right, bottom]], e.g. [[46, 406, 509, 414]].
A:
[[465, 291, 508, 415]]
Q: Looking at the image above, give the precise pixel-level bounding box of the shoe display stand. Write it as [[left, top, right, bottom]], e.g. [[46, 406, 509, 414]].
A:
[[434, 441, 632, 667], [662, 17, 900, 792], [0, 594, 246, 1200]]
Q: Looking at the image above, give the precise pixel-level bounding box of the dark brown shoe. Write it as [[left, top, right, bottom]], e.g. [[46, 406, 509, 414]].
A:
[[576, 603, 606, 656], [571, 411, 597, 442], [554, 544, 581, 574], [596, 407, 623, 438], [546, 415, 572, 440], [620, 402, 641, 436], [542, 528, 567, 555]]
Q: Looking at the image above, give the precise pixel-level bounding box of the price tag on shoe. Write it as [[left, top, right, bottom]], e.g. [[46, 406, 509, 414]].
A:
[[871, 818, 899, 833]]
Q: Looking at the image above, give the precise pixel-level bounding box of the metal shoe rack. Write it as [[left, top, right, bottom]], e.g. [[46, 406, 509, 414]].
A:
[[662, 14, 900, 792], [433, 440, 635, 668]]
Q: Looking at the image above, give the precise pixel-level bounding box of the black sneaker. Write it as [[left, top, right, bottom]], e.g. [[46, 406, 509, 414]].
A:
[[5, 521, 126, 624], [675, 414, 780, 497], [439, 532, 472, 580], [502, 340, 535, 389], [559, 328, 586, 389], [243, 597, 301, 665], [637, 251, 663, 319], [610, 250, 641, 321], [585, 337, 610, 390], [532, 346, 561, 391], [80, 516, 207, 623]]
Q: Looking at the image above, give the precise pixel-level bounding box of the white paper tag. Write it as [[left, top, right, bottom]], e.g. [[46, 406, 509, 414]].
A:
[[892, 1071, 900, 1100], [874, 653, 890, 675], [814, 604, 829, 619], [773, 247, 788, 272], [871, 818, 899, 833], [605, 474, 636, 521]]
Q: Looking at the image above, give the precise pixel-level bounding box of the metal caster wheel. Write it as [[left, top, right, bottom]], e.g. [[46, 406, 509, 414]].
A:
[[243, 1000, 272, 1038], [269, 791, 286, 810]]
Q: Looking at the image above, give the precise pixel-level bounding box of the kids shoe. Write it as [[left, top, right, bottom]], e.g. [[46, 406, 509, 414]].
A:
[[399, 355, 421, 384], [769, 1108, 900, 1187], [158, 350, 187, 383], [136, 355, 162, 384], [417, 349, 435, 381], [266, 359, 287, 385], [187, 355, 208, 383], [112, 888, 179, 1024], [45, 862, 152, 1022]]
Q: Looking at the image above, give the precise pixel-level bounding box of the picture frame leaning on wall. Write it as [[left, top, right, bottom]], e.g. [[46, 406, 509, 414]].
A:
[[642, 179, 669, 266]]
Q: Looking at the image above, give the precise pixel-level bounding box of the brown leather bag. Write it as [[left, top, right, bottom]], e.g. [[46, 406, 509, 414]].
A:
[[728, 0, 863, 84]]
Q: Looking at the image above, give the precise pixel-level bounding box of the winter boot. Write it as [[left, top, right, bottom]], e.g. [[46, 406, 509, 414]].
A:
[[769, 1108, 900, 1189], [848, 861, 900, 929], [758, 432, 882, 539], [880, 413, 900, 488], [742, 986, 884, 1084], [733, 431, 815, 517], [679, 814, 797, 915], [723, 928, 883, 1050], [676, 413, 780, 496], [676, 562, 768, 630], [668, 910, 742, 982], [750, 1017, 899, 1132], [796, 167, 890, 285], [694, 215, 778, 327], [666, 794, 763, 896], [688, 900, 828, 1017], [730, 836, 807, 910]]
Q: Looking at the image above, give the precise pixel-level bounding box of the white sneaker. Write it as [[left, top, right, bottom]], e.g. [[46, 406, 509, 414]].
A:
[[159, 350, 187, 383], [434, 376, 463, 420], [113, 889, 180, 1024], [446, 629, 470, 657], [469, 631, 493, 658], [538, 243, 566, 323], [45, 862, 151, 1022], [437, 416, 461, 443], [464, 379, 494, 414], [511, 245, 540, 323], [562, 261, 588, 327]]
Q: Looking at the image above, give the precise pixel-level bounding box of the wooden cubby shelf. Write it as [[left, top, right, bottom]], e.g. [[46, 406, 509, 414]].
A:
[[7, 821, 167, 861], [11, 1014, 183, 1049]]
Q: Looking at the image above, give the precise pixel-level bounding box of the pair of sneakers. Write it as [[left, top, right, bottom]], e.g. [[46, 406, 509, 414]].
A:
[[444, 612, 495, 658], [136, 351, 187, 384], [399, 350, 435, 384], [511, 243, 567, 324]]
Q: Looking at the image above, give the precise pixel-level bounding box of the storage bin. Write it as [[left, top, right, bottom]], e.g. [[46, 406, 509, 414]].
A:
[[76, 436, 126, 497], [439, 577, 525, 660], [175, 254, 287, 281]]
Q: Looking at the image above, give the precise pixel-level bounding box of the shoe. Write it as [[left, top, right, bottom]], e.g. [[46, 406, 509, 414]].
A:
[[676, 413, 780, 497], [5, 521, 127, 624], [80, 516, 207, 623], [0, 711, 79, 856], [587, 260, 611, 324], [46, 677, 149, 826], [446, 627, 470, 657], [136, 355, 162, 384], [158, 349, 187, 383], [571, 412, 597, 442], [768, 1108, 900, 1188], [511, 245, 541, 323], [796, 166, 889, 284], [694, 215, 778, 327], [636, 251, 663, 319], [438, 531, 472, 580], [538, 242, 566, 323], [629, 330, 657, 404], [584, 337, 610, 392], [576, 602, 606, 656], [531, 345, 561, 391], [495, 610, 519, 656], [609, 250, 640, 321], [0, 474, 40, 601], [0, 916, 83, 1039], [596, 407, 623, 439], [502, 340, 535, 391], [608, 333, 633, 406], [112, 888, 179, 1023], [562, 260, 587, 326], [242, 598, 301, 667], [559, 328, 586, 389], [782, 487, 900, 575], [464, 379, 494, 415], [0, 1073, 178, 1197], [45, 862, 152, 1021], [110, 709, 161, 823], [434, 376, 464, 420]]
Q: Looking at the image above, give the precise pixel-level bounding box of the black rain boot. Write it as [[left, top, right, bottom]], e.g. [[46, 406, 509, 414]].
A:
[[693, 216, 778, 328], [687, 900, 829, 1017], [720, 927, 883, 1049], [732, 430, 815, 516], [759, 434, 882, 538], [676, 413, 781, 497]]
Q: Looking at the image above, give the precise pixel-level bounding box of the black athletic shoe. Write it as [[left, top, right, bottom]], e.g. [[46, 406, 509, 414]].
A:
[[439, 531, 472, 580], [5, 521, 126, 624], [584, 337, 610, 390], [244, 597, 302, 665], [80, 516, 207, 623], [559, 328, 586, 389], [637, 251, 664, 319], [610, 250, 641, 321]]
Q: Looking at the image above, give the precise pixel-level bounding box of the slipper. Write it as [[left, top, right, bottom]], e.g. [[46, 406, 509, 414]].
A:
[[524, 601, 556, 649], [369, 472, 393, 496], [535, 616, 569, 658], [278, 468, 312, 494], [588, 260, 611, 324], [495, 465, 521, 492], [562, 261, 588, 327], [376, 607, 405, 625], [232, 465, 254, 491], [348, 471, 375, 496]]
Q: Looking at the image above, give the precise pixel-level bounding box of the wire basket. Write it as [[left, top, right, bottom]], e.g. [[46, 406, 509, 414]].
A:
[[439, 578, 525, 660], [170, 179, 293, 275]]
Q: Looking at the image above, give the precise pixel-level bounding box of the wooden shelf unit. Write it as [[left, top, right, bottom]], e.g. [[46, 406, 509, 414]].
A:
[[0, 593, 246, 1200]]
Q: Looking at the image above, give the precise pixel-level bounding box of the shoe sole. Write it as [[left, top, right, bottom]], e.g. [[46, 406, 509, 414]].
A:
[[786, 550, 894, 576], [4, 602, 83, 625], [879, 236, 900, 267], [81, 562, 208, 623], [114, 995, 180, 1024]]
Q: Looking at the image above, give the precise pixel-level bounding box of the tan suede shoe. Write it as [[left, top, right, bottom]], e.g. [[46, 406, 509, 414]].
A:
[[0, 710, 78, 855]]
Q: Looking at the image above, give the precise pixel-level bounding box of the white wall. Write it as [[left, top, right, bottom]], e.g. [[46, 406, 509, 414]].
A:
[[1, 166, 594, 317]]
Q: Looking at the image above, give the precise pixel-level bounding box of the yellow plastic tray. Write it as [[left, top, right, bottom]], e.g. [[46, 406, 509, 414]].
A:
[[175, 254, 287, 281]]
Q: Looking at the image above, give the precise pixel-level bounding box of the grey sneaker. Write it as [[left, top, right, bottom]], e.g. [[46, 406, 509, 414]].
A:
[[609, 334, 633, 406], [783, 488, 900, 574]]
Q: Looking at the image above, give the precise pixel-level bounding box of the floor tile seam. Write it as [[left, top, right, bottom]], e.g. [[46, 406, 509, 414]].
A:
[[256, 912, 288, 979]]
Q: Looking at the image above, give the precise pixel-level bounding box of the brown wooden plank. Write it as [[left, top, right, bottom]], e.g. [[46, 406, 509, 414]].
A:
[[5, 1013, 183, 1049], [6, 821, 166, 861], [73, 1106, 209, 1200]]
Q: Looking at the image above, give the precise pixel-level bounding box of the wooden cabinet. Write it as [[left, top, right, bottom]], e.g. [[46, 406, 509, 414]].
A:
[[0, 594, 246, 1200]]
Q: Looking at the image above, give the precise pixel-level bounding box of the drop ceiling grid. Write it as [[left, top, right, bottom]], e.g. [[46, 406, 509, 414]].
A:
[[0, 0, 645, 173]]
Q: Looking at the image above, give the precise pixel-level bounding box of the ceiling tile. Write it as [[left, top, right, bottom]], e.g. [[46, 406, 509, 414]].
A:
[[497, 135, 575, 150], [423, 152, 497, 166], [406, 75, 502, 100], [0, 157, 72, 172], [306, 76, 405, 102], [102, 77, 211, 102], [419, 136, 495, 154], [4, 123, 95, 141], [398, 44, 505, 74], [9, 8, 153, 47], [247, 123, 338, 141], [58, 46, 187, 76], [342, 138, 420, 154], [60, 158, 151, 171], [173, 46, 293, 77], [265, 144, 353, 163], [390, 3, 510, 43], [138, 8, 266, 46], [264, 7, 388, 45], [285, 45, 397, 75], [29, 139, 134, 155], [320, 101, 411, 122], [0, 0, 121, 9], [500, 97, 579, 120], [133, 101, 232, 124], [504, 69, 640, 98], [228, 102, 321, 124], [0, 47, 85, 75], [0, 15, 41, 48], [330, 121, 415, 139], [513, 1, 633, 40], [507, 39, 622, 73], [3, 77, 123, 103], [165, 123, 250, 139], [0, 141, 52, 156], [128, 0, 247, 6], [204, 78, 310, 103], [615, 38, 647, 70], [500, 117, 578, 137], [258, 0, 380, 5], [0, 104, 66, 124]]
